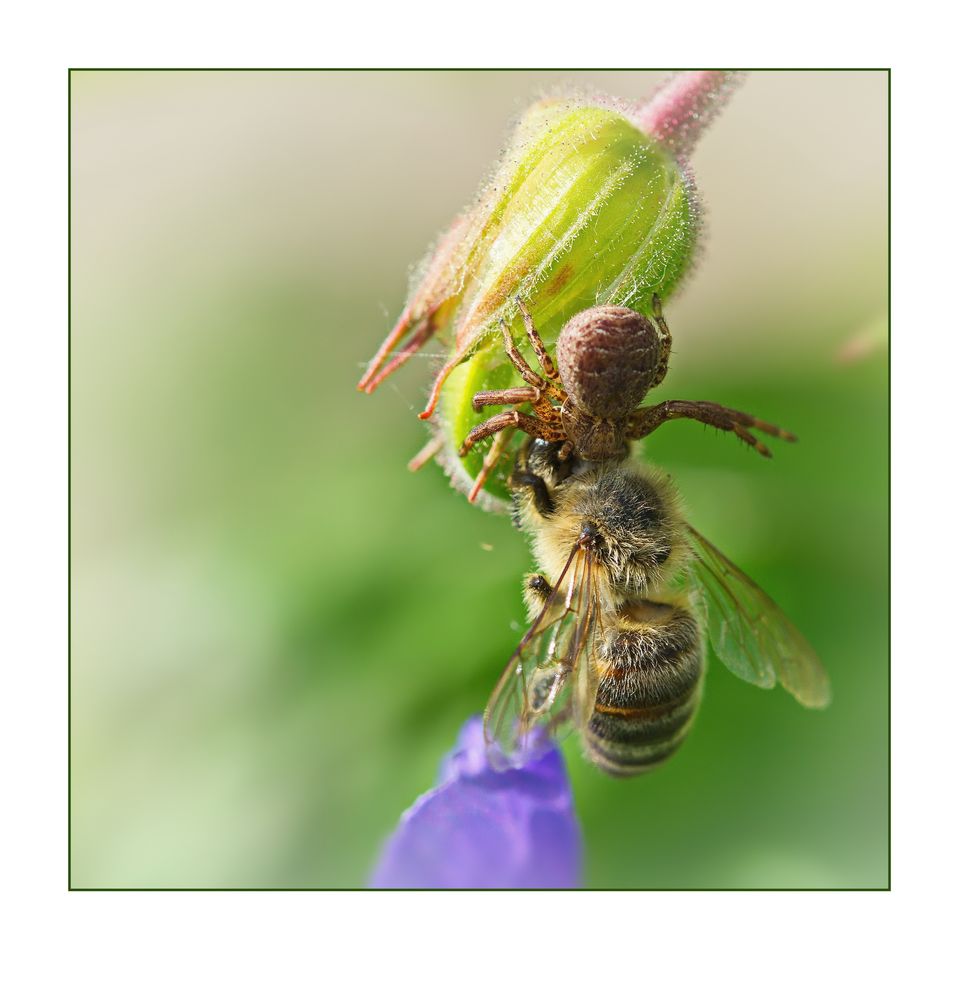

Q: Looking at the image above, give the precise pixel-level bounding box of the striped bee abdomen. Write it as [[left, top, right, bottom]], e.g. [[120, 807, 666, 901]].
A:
[[585, 602, 704, 777]]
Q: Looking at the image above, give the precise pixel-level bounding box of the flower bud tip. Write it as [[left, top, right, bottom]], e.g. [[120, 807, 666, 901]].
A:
[[634, 70, 746, 157]]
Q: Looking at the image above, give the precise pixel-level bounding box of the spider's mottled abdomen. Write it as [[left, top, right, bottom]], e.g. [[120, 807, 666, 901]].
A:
[[556, 306, 660, 419]]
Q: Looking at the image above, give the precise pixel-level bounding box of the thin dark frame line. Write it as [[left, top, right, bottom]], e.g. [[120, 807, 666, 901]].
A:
[[67, 68, 72, 891], [67, 66, 892, 73], [67, 67, 892, 892]]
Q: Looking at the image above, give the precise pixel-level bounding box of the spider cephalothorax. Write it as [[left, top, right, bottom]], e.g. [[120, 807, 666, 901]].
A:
[[458, 297, 796, 500]]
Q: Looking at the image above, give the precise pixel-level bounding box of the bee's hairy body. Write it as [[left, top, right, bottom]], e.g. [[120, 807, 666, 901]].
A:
[[590, 602, 704, 776], [516, 442, 706, 777]]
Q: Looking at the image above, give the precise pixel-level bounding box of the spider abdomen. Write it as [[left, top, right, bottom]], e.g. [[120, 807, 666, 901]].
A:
[[556, 305, 660, 419]]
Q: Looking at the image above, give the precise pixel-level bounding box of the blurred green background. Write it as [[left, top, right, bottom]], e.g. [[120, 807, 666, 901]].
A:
[[70, 70, 888, 889]]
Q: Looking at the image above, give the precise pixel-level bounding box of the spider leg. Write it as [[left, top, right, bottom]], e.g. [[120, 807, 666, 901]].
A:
[[500, 319, 549, 390], [501, 317, 566, 405], [628, 399, 797, 458], [472, 386, 543, 412], [515, 297, 561, 382], [459, 410, 561, 458], [467, 426, 516, 504], [471, 384, 561, 434], [649, 294, 672, 391]]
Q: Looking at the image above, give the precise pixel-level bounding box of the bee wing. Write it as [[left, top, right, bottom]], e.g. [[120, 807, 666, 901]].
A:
[[545, 556, 605, 749], [570, 557, 604, 738], [685, 524, 831, 709], [484, 541, 604, 767]]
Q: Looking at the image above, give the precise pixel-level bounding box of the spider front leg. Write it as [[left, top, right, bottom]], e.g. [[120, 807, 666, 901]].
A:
[[458, 409, 563, 458], [628, 400, 797, 458], [472, 386, 543, 412], [471, 382, 560, 430], [498, 313, 566, 405], [462, 305, 567, 454], [459, 410, 563, 504], [457, 305, 569, 502], [515, 297, 561, 383]]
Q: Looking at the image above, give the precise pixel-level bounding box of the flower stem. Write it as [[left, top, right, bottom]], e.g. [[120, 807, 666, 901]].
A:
[[633, 70, 746, 157]]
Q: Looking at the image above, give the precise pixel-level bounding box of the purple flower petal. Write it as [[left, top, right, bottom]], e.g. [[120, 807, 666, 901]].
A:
[[370, 716, 581, 889]]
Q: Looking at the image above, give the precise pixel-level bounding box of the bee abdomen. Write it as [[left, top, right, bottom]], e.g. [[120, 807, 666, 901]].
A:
[[584, 606, 704, 778]]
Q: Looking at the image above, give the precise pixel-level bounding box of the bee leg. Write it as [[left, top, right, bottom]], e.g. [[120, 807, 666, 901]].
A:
[[524, 573, 553, 614], [509, 465, 555, 518], [648, 294, 672, 391], [544, 704, 572, 739], [627, 400, 797, 458]]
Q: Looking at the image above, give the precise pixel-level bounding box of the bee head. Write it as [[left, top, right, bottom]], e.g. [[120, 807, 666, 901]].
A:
[[557, 306, 660, 419], [567, 467, 680, 595]]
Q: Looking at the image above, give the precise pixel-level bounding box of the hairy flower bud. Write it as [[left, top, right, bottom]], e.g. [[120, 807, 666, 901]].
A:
[[360, 72, 744, 507]]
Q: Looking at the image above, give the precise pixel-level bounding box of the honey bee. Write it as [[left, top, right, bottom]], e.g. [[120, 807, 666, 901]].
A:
[[459, 297, 797, 500], [485, 440, 830, 776]]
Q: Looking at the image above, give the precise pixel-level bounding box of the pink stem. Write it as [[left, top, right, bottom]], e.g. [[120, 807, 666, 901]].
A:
[[633, 71, 745, 157]]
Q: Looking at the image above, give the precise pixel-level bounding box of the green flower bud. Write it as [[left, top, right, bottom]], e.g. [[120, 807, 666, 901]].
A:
[[360, 73, 742, 507]]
